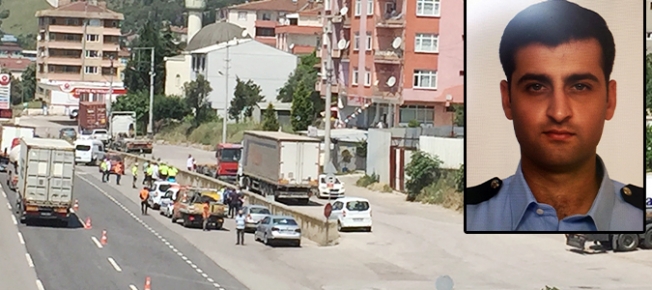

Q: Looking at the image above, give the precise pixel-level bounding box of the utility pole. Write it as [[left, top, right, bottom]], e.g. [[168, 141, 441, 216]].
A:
[[221, 40, 231, 144], [132, 47, 155, 137], [80, 3, 89, 81], [322, 16, 334, 177], [107, 55, 114, 115]]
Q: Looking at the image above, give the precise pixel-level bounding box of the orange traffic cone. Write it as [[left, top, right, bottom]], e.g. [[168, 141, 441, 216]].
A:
[[73, 200, 79, 211], [144, 276, 151, 290], [84, 217, 92, 229], [100, 230, 107, 245]]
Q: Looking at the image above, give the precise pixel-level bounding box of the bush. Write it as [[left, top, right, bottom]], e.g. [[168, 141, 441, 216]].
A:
[[156, 119, 261, 145], [405, 151, 442, 201], [455, 164, 464, 192], [414, 170, 462, 211], [356, 173, 379, 187]]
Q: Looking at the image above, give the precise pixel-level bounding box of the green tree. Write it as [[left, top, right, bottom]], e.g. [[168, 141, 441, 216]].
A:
[[153, 94, 191, 122], [277, 52, 319, 102], [184, 74, 214, 127], [10, 76, 21, 105], [0, 1, 9, 33], [647, 125, 652, 171], [647, 54, 652, 112], [20, 63, 36, 102], [261, 103, 280, 131], [229, 77, 265, 122], [404, 151, 442, 201], [290, 81, 315, 131]]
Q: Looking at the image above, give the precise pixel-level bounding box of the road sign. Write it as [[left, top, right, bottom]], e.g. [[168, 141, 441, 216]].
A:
[[323, 203, 332, 218], [0, 74, 10, 110], [326, 175, 336, 189]]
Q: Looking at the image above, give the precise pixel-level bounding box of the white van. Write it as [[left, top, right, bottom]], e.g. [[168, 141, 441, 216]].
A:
[[74, 139, 104, 165], [329, 197, 372, 232]]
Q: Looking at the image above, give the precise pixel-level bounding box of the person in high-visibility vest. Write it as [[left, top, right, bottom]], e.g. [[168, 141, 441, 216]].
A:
[[131, 162, 139, 189], [114, 162, 123, 185], [145, 165, 154, 188], [100, 160, 108, 183], [142, 161, 149, 184], [139, 187, 150, 214], [159, 162, 169, 181], [168, 166, 178, 182]]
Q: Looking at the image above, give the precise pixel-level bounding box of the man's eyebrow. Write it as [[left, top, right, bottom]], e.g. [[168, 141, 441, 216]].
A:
[[514, 73, 601, 87], [564, 73, 600, 84], [515, 73, 551, 86]]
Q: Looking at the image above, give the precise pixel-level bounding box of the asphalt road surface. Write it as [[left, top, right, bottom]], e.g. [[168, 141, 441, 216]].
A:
[[0, 169, 248, 290]]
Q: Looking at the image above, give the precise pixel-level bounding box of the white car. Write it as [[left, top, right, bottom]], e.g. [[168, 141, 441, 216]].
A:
[[147, 181, 179, 210], [159, 187, 181, 217], [315, 174, 345, 199], [329, 197, 372, 232]]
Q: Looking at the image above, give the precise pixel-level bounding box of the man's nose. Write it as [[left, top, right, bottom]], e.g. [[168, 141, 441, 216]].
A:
[[546, 89, 573, 123]]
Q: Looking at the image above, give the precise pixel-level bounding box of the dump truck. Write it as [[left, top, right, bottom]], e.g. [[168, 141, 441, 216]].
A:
[[214, 143, 242, 181], [14, 138, 75, 226], [78, 102, 107, 133], [108, 111, 153, 154], [171, 188, 227, 229], [237, 131, 320, 205]]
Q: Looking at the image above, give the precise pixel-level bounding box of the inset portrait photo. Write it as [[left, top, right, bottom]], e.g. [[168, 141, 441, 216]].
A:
[[465, 0, 645, 232]]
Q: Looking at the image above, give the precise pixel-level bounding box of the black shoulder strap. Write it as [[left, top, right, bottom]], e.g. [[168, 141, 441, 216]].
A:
[[466, 177, 502, 205], [620, 184, 644, 210]]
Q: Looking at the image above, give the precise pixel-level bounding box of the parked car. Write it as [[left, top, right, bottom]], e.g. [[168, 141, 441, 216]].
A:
[[159, 186, 183, 217], [69, 109, 78, 120], [147, 181, 179, 209], [329, 197, 372, 232], [254, 215, 302, 247], [242, 205, 271, 232]]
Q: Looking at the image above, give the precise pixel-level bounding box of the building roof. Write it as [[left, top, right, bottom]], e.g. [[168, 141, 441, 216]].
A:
[[0, 58, 33, 72], [170, 26, 188, 34], [291, 45, 315, 55], [35, 1, 124, 20], [298, 5, 322, 16], [0, 43, 22, 52], [190, 38, 254, 54], [230, 0, 309, 12], [185, 21, 251, 52]]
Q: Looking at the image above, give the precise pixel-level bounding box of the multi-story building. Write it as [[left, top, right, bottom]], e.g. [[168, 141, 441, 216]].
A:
[[276, 5, 323, 55], [320, 0, 463, 128], [34, 0, 127, 114], [219, 0, 320, 49]]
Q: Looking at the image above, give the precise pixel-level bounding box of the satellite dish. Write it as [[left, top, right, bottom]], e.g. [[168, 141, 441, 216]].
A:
[[340, 6, 349, 15], [392, 37, 402, 49], [337, 39, 347, 50], [241, 30, 249, 37], [289, 43, 295, 49], [386, 76, 396, 87]]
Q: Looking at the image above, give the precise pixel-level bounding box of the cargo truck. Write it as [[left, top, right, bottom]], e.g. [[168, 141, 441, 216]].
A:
[[15, 138, 76, 226], [0, 125, 35, 154], [78, 102, 107, 134], [108, 111, 153, 154], [237, 131, 320, 205]]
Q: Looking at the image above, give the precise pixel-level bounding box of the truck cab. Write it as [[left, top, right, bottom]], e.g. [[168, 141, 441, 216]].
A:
[[215, 143, 242, 180]]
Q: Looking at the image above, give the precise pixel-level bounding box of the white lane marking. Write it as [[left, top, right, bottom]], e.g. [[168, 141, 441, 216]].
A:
[[108, 257, 122, 272], [36, 280, 45, 290], [1, 190, 5, 198], [91, 236, 103, 248], [76, 174, 226, 289], [11, 214, 17, 225], [17, 232, 24, 244], [25, 253, 34, 267], [6, 202, 11, 210]]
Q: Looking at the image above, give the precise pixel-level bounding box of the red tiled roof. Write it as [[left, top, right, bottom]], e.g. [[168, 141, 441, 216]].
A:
[[36, 1, 123, 19], [0, 43, 22, 51], [0, 58, 33, 72], [298, 5, 322, 16], [292, 45, 315, 55], [170, 26, 188, 34], [231, 0, 309, 12]]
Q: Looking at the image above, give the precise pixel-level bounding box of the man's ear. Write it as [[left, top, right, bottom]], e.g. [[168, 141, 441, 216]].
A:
[[605, 80, 616, 121], [500, 80, 513, 120]]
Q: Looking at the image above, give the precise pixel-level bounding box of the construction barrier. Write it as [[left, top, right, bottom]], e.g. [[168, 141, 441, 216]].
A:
[[112, 151, 339, 246]]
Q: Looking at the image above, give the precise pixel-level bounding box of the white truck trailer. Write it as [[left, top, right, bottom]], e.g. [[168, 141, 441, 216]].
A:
[[15, 138, 76, 226], [237, 131, 321, 205]]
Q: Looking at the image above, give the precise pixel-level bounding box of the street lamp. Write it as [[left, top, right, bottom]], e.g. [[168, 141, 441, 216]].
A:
[[131, 47, 155, 137]]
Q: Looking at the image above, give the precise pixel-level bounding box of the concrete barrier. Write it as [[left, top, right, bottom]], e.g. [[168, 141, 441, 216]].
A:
[[113, 151, 339, 246]]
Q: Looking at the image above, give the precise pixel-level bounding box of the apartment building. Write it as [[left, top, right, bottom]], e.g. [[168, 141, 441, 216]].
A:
[[321, 0, 463, 128], [34, 0, 127, 114], [276, 5, 323, 54], [219, 0, 319, 48]]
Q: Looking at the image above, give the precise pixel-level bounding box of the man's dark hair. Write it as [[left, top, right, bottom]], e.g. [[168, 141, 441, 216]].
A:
[[499, 0, 615, 84]]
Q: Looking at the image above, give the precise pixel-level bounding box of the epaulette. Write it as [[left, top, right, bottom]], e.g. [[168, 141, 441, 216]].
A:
[[466, 177, 502, 205], [620, 184, 644, 210]]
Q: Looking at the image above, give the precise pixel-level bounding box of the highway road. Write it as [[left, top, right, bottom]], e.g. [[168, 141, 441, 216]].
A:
[[15, 115, 652, 290], [0, 168, 248, 290]]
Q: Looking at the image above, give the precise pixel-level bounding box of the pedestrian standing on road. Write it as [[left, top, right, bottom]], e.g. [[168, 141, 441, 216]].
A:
[[142, 161, 149, 184], [235, 210, 246, 245], [159, 162, 169, 181], [104, 159, 112, 182], [187, 154, 194, 171], [145, 165, 154, 188], [235, 192, 244, 213], [114, 162, 123, 185], [202, 201, 211, 231], [131, 162, 139, 188], [168, 166, 178, 182], [139, 187, 150, 214], [228, 191, 238, 218], [100, 159, 108, 182], [151, 162, 160, 181]]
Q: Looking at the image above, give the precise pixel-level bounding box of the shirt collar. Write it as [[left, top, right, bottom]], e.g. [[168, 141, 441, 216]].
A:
[[508, 155, 615, 231]]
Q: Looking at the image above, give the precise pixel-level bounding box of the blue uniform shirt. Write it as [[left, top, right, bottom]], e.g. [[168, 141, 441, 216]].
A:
[[466, 157, 644, 232]]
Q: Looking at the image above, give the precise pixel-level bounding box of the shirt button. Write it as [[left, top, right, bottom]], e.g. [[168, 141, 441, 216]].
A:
[[536, 208, 544, 215]]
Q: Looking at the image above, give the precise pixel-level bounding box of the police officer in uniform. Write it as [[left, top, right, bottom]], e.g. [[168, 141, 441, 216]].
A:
[[466, 0, 644, 232]]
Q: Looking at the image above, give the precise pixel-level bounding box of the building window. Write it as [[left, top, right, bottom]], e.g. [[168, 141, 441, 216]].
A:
[[354, 0, 362, 16], [417, 0, 441, 17], [353, 33, 360, 50], [84, 66, 98, 74], [413, 70, 437, 89], [65, 18, 79, 25], [261, 12, 271, 20], [366, 32, 372, 50], [85, 50, 100, 58], [648, 32, 652, 40], [86, 34, 99, 42], [367, 0, 374, 14], [399, 105, 435, 124], [88, 19, 102, 26], [415, 33, 438, 52], [238, 11, 247, 20], [364, 70, 371, 86], [352, 69, 359, 85]]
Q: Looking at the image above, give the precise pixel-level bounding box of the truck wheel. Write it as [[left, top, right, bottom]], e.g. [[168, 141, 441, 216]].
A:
[[642, 228, 652, 249], [214, 220, 223, 230], [171, 213, 178, 223], [616, 234, 639, 251]]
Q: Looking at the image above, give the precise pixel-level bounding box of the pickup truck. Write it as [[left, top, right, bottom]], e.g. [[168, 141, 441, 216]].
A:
[[108, 111, 153, 154], [91, 129, 110, 145], [171, 188, 227, 230]]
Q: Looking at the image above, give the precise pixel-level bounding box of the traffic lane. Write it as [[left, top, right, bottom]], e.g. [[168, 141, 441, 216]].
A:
[[0, 176, 127, 290], [75, 169, 249, 290], [76, 168, 449, 290], [73, 172, 230, 290], [0, 188, 41, 290], [149, 144, 215, 170]]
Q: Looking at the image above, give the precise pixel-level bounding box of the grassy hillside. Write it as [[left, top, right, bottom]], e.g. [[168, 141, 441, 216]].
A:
[[0, 0, 52, 37]]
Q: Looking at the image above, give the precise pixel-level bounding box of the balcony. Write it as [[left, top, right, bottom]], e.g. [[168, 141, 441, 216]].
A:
[[102, 27, 122, 37], [372, 84, 401, 99], [43, 71, 82, 81], [102, 42, 120, 51], [316, 82, 342, 96], [255, 20, 278, 29], [376, 15, 405, 28], [48, 25, 85, 34], [374, 49, 402, 64], [45, 56, 83, 66], [343, 18, 351, 28], [46, 40, 83, 50]]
